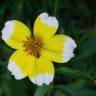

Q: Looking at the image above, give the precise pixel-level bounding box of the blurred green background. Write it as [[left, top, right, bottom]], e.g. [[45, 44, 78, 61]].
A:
[[0, 0, 96, 96]]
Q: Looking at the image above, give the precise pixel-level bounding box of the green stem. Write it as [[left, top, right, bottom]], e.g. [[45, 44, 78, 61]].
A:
[[54, 0, 58, 16], [47, 87, 53, 96], [47, 83, 54, 96]]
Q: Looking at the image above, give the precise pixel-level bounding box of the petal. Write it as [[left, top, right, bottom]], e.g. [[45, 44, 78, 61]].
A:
[[8, 61, 25, 79], [2, 20, 31, 49], [42, 35, 77, 63], [8, 49, 35, 79], [29, 55, 54, 86], [33, 12, 59, 41]]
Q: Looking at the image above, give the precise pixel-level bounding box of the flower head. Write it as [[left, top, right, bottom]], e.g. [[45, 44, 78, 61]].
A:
[[2, 12, 77, 86]]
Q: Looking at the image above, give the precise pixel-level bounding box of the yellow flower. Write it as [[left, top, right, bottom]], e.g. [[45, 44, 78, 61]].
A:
[[2, 12, 77, 86]]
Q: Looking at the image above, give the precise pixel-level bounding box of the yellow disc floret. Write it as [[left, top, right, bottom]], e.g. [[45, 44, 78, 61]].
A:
[[23, 36, 43, 58]]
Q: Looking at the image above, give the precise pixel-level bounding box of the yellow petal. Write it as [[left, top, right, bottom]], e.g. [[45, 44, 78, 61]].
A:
[[33, 12, 58, 42], [41, 49, 63, 63], [29, 55, 54, 86], [8, 49, 36, 79], [8, 50, 27, 79], [2, 20, 31, 49], [42, 35, 77, 63]]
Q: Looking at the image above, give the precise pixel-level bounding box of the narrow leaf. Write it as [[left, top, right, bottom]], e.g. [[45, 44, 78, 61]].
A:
[[56, 67, 94, 81], [34, 85, 49, 96]]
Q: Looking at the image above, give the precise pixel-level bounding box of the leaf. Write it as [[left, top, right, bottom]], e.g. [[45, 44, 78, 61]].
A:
[[34, 85, 49, 96], [56, 85, 81, 96], [78, 89, 96, 96], [56, 67, 94, 81], [54, 90, 67, 96]]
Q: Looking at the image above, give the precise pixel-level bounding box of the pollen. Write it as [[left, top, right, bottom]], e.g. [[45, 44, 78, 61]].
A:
[[23, 36, 43, 58]]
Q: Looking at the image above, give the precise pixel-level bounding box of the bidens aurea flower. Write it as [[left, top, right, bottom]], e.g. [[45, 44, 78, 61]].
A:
[[2, 12, 77, 86]]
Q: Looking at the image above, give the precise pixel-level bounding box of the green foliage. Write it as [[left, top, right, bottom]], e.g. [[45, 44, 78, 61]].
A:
[[0, 0, 96, 96], [34, 85, 49, 96]]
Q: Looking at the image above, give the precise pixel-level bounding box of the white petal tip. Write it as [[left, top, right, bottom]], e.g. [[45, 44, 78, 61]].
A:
[[63, 37, 77, 62], [2, 20, 15, 41], [30, 73, 53, 86], [8, 61, 25, 80], [40, 12, 58, 27]]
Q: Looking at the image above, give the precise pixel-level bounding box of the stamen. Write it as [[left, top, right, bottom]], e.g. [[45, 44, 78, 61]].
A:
[[23, 36, 43, 58]]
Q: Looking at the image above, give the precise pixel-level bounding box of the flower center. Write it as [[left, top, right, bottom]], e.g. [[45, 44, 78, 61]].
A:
[[23, 36, 43, 58]]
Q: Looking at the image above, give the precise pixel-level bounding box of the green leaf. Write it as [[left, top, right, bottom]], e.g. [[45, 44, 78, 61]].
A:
[[54, 90, 67, 96], [34, 85, 49, 96], [56, 85, 81, 96], [56, 67, 94, 81], [78, 89, 96, 96]]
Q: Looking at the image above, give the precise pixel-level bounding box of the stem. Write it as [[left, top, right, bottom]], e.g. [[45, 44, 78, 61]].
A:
[[47, 83, 54, 96], [54, 0, 58, 16]]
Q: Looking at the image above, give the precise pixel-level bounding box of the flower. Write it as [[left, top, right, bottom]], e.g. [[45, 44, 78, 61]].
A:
[[2, 12, 77, 86]]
